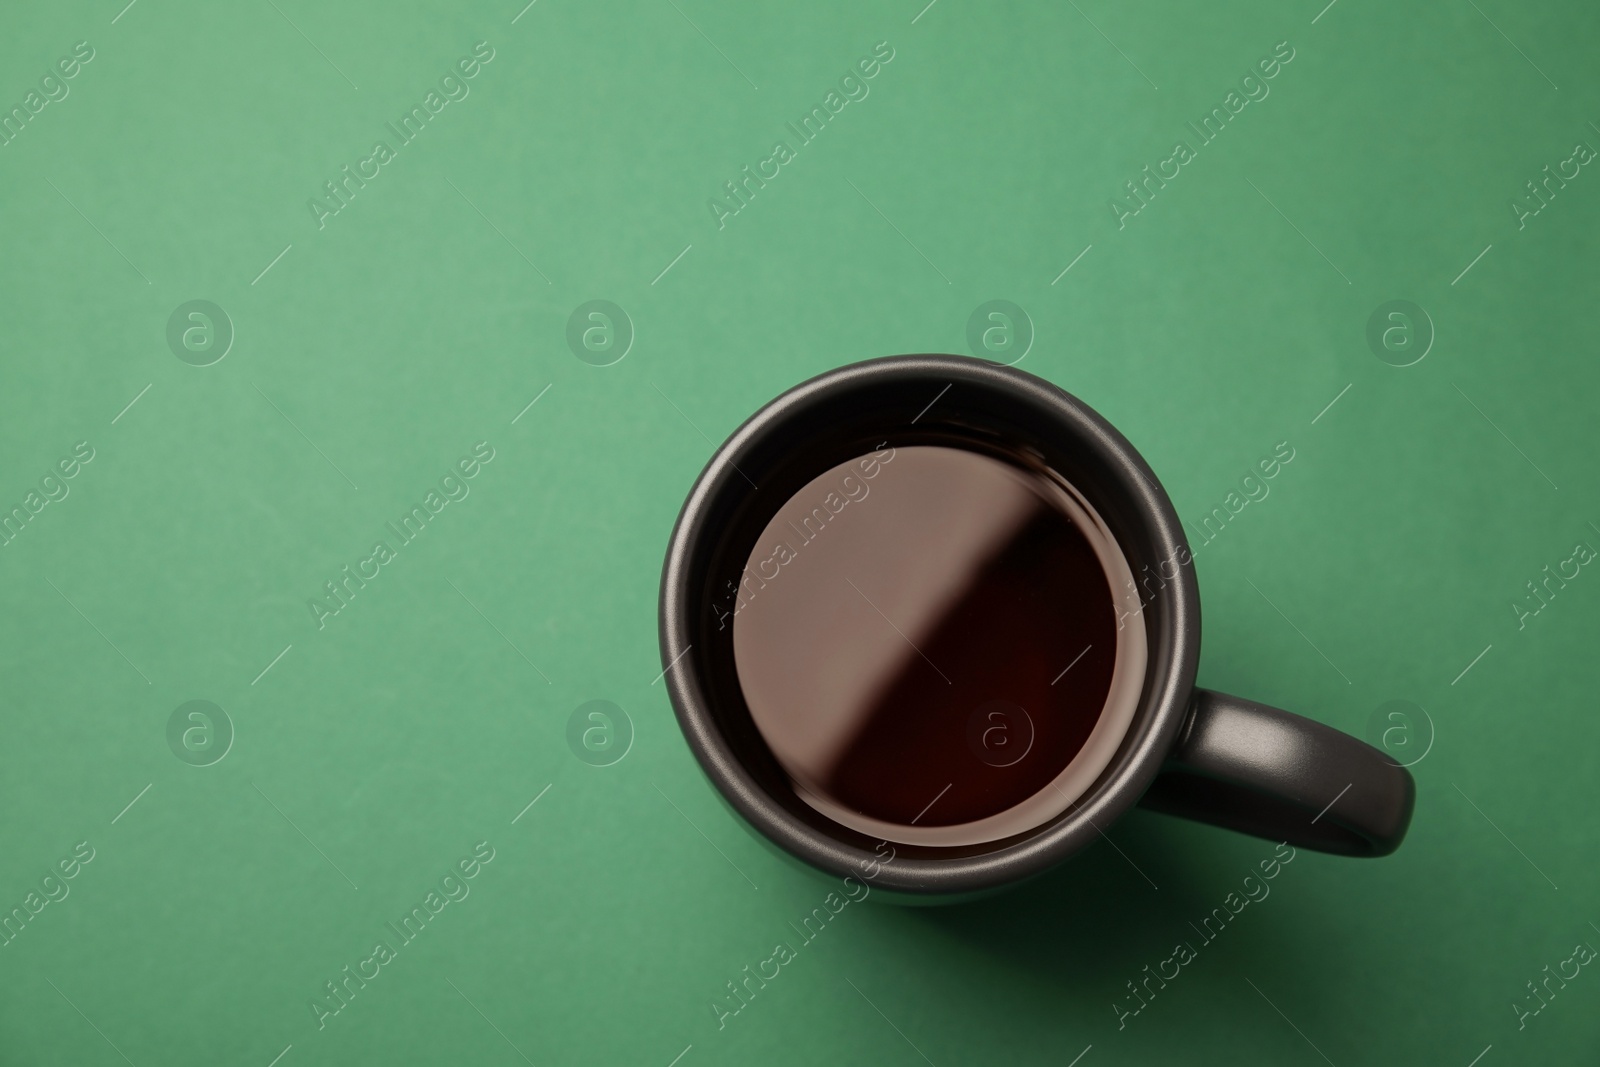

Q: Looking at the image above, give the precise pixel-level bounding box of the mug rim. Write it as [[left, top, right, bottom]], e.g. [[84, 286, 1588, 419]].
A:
[[658, 355, 1200, 897]]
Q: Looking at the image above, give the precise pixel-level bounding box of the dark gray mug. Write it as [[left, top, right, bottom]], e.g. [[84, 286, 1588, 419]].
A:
[[658, 355, 1414, 902]]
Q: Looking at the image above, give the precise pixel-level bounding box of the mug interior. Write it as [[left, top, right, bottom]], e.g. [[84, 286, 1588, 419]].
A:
[[730, 444, 1150, 847]]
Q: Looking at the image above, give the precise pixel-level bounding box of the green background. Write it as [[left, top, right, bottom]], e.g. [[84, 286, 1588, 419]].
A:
[[2, 0, 1597, 1063]]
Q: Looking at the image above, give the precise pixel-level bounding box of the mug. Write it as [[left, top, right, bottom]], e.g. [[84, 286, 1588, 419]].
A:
[[658, 355, 1414, 901]]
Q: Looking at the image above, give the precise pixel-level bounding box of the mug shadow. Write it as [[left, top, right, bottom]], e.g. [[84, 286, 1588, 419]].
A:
[[894, 808, 1271, 1003]]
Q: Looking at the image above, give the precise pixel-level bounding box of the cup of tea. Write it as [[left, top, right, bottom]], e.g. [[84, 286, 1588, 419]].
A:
[[658, 356, 1414, 902]]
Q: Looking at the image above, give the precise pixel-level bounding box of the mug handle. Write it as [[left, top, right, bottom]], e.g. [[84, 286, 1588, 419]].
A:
[[1136, 688, 1416, 856]]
